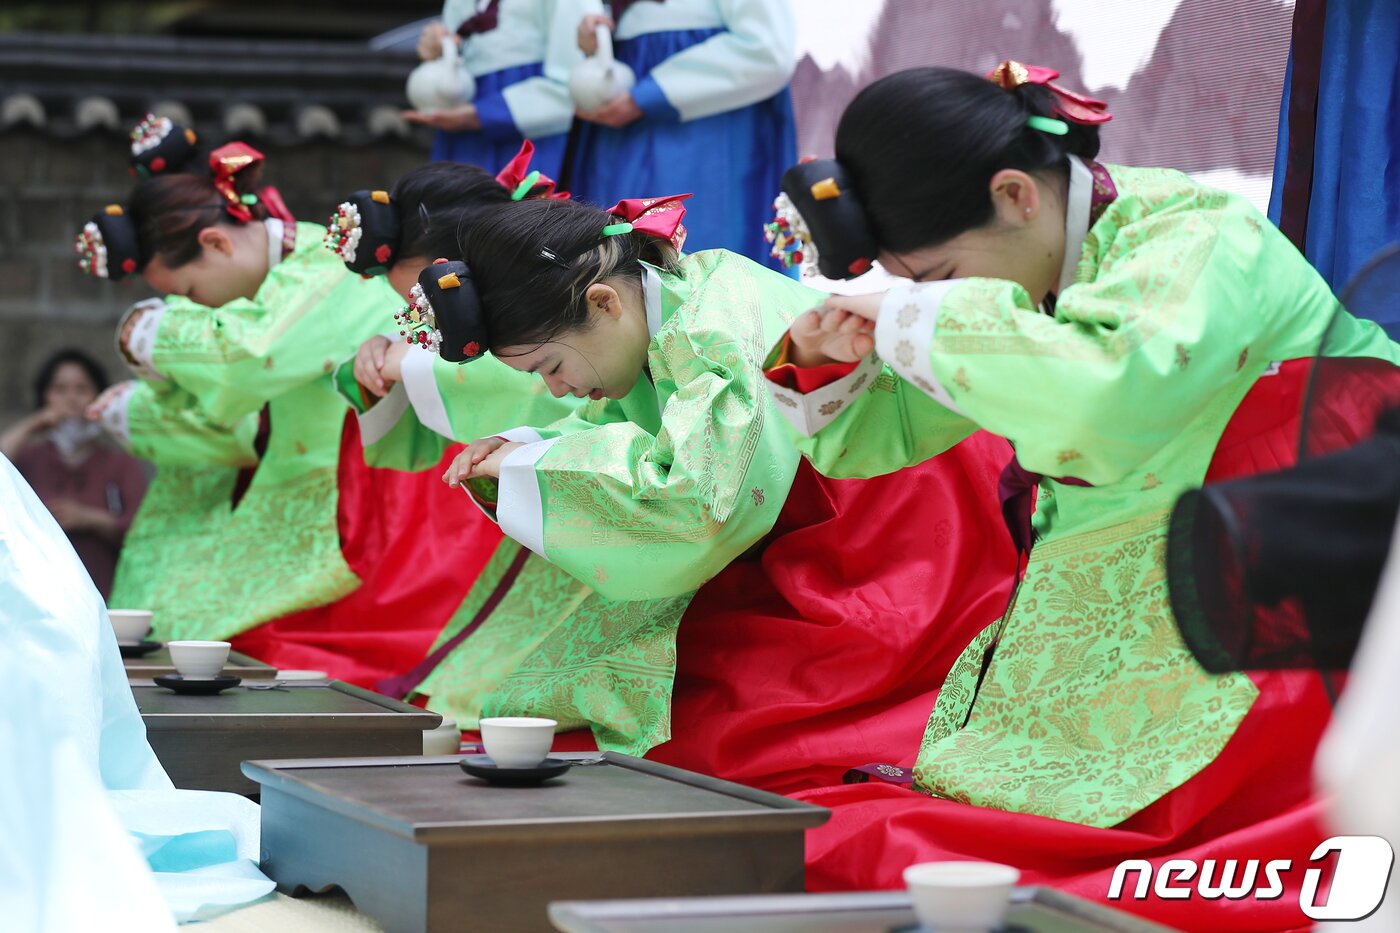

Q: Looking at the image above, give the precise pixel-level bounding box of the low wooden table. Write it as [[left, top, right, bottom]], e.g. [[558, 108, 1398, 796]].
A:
[[133, 681, 440, 795], [243, 752, 830, 933], [124, 645, 277, 682], [548, 888, 1184, 933]]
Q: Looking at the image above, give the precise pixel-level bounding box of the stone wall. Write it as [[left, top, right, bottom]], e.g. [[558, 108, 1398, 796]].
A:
[[0, 128, 426, 421]]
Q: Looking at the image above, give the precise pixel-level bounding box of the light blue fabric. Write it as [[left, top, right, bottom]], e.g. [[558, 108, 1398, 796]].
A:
[[1269, 0, 1400, 296], [567, 28, 797, 273], [431, 62, 569, 178], [0, 455, 274, 927]]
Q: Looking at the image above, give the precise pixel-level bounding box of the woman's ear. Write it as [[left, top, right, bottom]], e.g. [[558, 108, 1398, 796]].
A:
[[196, 226, 236, 257], [988, 169, 1042, 225], [585, 283, 624, 321]]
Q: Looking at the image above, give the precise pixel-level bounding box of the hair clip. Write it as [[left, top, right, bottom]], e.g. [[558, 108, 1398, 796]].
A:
[[600, 221, 633, 237], [538, 247, 569, 268], [1026, 115, 1069, 136], [511, 170, 541, 201]]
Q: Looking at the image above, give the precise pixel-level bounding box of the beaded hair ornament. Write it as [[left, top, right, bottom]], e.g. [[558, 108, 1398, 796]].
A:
[[394, 258, 485, 362], [129, 113, 200, 178], [765, 160, 878, 280], [325, 140, 567, 278], [74, 204, 141, 280], [326, 189, 399, 276]]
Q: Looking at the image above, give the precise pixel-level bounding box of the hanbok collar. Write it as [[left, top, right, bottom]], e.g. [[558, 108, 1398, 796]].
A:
[[641, 262, 664, 339], [263, 217, 295, 270], [1056, 156, 1119, 295]]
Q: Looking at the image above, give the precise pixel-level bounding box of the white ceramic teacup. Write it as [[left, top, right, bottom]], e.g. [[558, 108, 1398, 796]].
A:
[[903, 860, 1020, 933], [167, 640, 231, 680], [479, 716, 556, 769], [423, 717, 460, 756], [109, 609, 153, 643]]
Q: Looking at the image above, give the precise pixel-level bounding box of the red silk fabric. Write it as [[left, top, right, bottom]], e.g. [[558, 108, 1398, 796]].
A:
[[231, 414, 502, 687], [771, 360, 1374, 932], [647, 432, 1018, 793]]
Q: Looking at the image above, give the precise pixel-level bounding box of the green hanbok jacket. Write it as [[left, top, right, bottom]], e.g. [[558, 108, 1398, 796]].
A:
[[107, 221, 403, 642], [365, 251, 826, 753], [766, 161, 1400, 827]]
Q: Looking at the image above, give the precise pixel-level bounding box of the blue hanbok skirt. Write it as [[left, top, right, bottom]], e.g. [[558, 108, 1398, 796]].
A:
[[431, 61, 569, 180], [567, 28, 797, 273]]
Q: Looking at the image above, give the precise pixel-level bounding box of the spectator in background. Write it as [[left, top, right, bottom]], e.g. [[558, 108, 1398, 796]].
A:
[[406, 0, 589, 181], [569, 0, 798, 272], [0, 349, 147, 597]]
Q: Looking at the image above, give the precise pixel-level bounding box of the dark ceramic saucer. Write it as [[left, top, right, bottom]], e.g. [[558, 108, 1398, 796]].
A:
[[458, 755, 571, 786], [153, 673, 242, 695], [118, 640, 163, 658]]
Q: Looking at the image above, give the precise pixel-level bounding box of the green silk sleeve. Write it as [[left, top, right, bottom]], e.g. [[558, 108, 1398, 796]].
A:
[[868, 193, 1345, 486], [147, 225, 401, 424], [495, 326, 797, 601], [329, 346, 579, 473], [125, 380, 258, 467]]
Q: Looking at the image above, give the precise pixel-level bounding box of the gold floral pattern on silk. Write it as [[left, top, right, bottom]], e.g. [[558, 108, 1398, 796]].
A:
[[913, 508, 1258, 828], [118, 464, 358, 641]]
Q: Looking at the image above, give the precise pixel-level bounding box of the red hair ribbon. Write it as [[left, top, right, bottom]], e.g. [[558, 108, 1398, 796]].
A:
[[256, 185, 295, 225], [494, 140, 569, 200], [209, 142, 266, 222], [605, 194, 692, 250], [987, 61, 1111, 125]]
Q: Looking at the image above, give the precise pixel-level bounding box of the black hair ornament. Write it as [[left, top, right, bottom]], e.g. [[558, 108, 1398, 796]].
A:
[[325, 189, 403, 277], [128, 112, 200, 179], [766, 159, 878, 280], [394, 258, 488, 364], [74, 203, 143, 281]]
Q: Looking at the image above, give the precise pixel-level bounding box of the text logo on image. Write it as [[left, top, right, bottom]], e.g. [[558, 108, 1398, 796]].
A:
[[1108, 836, 1395, 920]]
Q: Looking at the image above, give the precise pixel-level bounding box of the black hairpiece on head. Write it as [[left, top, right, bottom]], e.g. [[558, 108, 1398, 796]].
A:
[[325, 189, 403, 276], [73, 204, 143, 281], [129, 113, 200, 179], [393, 258, 488, 363], [765, 159, 879, 280]]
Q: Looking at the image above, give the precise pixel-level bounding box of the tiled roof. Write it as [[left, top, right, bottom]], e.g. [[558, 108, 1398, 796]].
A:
[[0, 32, 430, 146]]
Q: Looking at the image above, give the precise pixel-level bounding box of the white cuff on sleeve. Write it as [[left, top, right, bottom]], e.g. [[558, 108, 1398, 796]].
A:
[[357, 381, 411, 447], [766, 352, 883, 437], [119, 298, 167, 382], [401, 346, 455, 439], [99, 381, 136, 449], [495, 434, 559, 559], [874, 282, 966, 416]]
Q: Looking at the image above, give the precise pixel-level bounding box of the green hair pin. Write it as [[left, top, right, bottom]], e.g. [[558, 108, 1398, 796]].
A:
[[511, 171, 541, 201], [1027, 115, 1069, 136]]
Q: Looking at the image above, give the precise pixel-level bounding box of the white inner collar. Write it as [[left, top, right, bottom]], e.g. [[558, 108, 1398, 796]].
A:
[[264, 217, 286, 271], [642, 263, 663, 339], [1058, 155, 1094, 295]]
